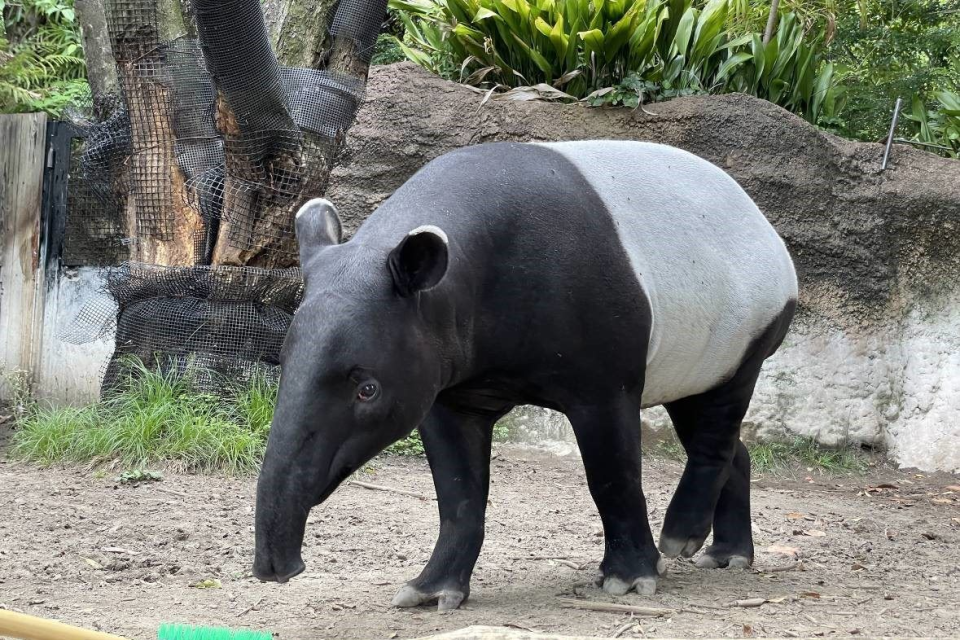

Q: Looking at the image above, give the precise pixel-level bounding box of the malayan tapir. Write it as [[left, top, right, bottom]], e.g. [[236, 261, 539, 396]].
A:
[[253, 140, 798, 610]]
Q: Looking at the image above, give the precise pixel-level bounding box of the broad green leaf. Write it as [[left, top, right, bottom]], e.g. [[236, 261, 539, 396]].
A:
[[716, 51, 751, 82], [671, 7, 696, 58], [578, 29, 606, 57]]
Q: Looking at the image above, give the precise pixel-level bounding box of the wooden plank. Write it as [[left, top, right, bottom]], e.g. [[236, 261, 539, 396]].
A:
[[0, 113, 48, 398]]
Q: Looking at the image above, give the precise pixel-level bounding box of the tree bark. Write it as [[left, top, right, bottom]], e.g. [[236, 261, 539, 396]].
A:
[[763, 0, 781, 45], [74, 0, 120, 119], [107, 0, 204, 266]]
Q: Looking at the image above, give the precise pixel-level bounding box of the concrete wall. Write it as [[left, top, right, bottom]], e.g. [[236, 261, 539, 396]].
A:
[[35, 267, 115, 404]]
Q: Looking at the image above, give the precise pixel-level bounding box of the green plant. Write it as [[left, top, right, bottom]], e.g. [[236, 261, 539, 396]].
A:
[[828, 0, 960, 142], [1, 0, 88, 115], [389, 0, 841, 123], [905, 89, 960, 157], [116, 469, 163, 484], [11, 360, 275, 473]]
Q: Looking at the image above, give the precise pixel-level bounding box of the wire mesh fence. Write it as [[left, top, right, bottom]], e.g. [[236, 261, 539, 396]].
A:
[[62, 0, 386, 394]]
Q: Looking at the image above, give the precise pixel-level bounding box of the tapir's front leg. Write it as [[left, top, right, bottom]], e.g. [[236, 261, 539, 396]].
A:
[[391, 402, 507, 611], [567, 395, 666, 595]]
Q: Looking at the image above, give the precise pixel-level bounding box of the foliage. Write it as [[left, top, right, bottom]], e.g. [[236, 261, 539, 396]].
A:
[[386, 418, 513, 456], [828, 0, 960, 145], [905, 90, 960, 157], [387, 0, 842, 122], [644, 432, 870, 473], [1, 0, 88, 115], [11, 360, 276, 473]]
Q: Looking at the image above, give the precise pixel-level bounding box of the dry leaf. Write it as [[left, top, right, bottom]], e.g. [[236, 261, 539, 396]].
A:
[[851, 563, 867, 571], [767, 544, 800, 558], [801, 591, 821, 599], [743, 624, 754, 637], [80, 557, 102, 570], [190, 578, 221, 589], [804, 529, 827, 537], [951, 518, 960, 526], [786, 512, 805, 520]]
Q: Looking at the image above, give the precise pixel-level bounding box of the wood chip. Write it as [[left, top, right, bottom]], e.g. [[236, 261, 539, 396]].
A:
[[101, 547, 139, 555], [931, 498, 954, 505], [944, 485, 960, 492], [730, 598, 767, 608], [557, 598, 675, 617]]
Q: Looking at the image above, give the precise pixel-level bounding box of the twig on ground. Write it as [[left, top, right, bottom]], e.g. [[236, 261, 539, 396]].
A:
[[730, 598, 767, 608], [613, 620, 640, 637], [759, 561, 804, 573], [101, 547, 139, 555], [237, 595, 265, 617], [503, 623, 542, 633], [348, 480, 431, 501], [558, 598, 675, 617]]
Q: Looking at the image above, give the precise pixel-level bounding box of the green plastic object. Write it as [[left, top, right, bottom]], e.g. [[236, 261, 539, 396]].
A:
[[157, 624, 272, 640]]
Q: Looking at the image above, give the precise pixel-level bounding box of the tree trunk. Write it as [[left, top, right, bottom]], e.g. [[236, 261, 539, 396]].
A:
[[763, 0, 781, 45], [74, 0, 120, 119], [104, 0, 204, 266]]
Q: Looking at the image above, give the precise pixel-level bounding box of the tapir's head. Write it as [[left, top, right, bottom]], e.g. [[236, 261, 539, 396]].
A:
[[253, 198, 450, 583]]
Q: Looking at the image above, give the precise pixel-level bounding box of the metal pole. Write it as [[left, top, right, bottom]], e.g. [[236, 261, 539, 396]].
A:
[[881, 97, 902, 171]]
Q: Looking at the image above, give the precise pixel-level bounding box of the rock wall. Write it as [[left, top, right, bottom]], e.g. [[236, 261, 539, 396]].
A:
[[328, 63, 960, 472]]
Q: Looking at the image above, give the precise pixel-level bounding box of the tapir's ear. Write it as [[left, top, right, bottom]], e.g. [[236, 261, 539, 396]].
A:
[[295, 198, 342, 255], [388, 226, 449, 297]]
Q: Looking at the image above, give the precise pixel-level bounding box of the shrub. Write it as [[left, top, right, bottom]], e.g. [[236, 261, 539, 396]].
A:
[[388, 0, 842, 122], [1, 0, 88, 115]]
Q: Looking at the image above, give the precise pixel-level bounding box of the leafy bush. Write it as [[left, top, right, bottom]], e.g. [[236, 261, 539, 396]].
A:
[[388, 0, 841, 122], [1, 0, 88, 115], [828, 0, 960, 144], [905, 90, 960, 157]]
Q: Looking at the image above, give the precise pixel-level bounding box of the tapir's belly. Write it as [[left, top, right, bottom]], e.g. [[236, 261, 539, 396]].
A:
[[539, 141, 798, 408]]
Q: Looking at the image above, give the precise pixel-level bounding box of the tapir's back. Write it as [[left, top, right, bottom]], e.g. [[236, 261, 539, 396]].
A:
[[537, 141, 797, 407]]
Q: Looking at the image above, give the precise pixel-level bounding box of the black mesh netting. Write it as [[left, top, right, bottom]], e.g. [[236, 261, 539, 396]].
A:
[[62, 0, 386, 393], [63, 263, 303, 392]]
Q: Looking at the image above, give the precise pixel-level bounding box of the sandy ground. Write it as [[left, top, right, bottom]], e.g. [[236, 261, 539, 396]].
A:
[[1, 440, 959, 640]]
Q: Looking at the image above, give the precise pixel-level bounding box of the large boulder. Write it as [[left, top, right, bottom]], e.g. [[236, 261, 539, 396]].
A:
[[329, 62, 960, 472]]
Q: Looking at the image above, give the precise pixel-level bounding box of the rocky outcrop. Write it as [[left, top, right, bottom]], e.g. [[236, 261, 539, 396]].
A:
[[328, 62, 960, 472]]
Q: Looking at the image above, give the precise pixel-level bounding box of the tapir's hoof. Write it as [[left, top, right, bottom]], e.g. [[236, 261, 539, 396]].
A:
[[694, 549, 753, 569], [391, 584, 466, 611], [658, 534, 709, 559], [600, 557, 667, 596]]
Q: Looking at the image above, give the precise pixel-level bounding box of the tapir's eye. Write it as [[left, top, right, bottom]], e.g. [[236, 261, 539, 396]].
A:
[[357, 382, 380, 402]]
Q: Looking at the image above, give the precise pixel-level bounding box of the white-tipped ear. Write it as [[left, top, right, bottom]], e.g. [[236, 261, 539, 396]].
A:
[[296, 198, 342, 252]]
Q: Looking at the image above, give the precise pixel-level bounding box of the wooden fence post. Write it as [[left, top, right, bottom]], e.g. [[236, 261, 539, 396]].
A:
[[0, 113, 48, 398]]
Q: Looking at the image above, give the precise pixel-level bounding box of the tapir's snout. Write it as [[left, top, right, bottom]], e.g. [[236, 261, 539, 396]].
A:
[[252, 552, 306, 584]]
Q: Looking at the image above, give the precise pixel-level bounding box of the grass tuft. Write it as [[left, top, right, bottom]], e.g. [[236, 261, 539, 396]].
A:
[[11, 361, 275, 473], [644, 432, 869, 474]]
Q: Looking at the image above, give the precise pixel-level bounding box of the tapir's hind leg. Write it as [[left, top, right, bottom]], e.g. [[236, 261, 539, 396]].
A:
[[567, 394, 666, 596], [392, 402, 508, 611], [694, 440, 754, 569], [659, 302, 795, 563], [658, 372, 758, 561]]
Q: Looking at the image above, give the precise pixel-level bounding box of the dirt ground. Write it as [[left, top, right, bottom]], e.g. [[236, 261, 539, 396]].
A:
[[1, 441, 959, 640]]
